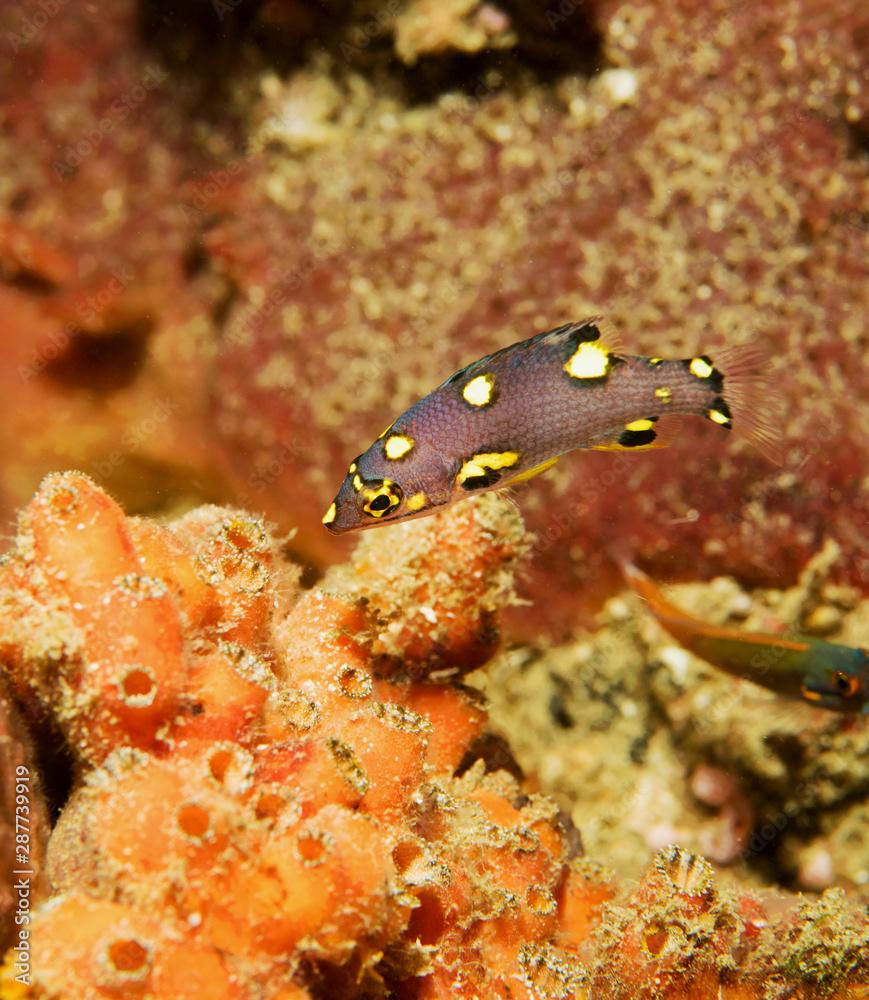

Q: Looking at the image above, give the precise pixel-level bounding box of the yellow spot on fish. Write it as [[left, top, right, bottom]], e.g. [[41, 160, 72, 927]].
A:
[[655, 386, 673, 404], [707, 408, 731, 425], [406, 492, 427, 512], [800, 684, 823, 702], [625, 418, 655, 432], [457, 451, 519, 486], [322, 503, 336, 525], [689, 356, 714, 379], [564, 341, 610, 380], [384, 434, 414, 460], [475, 451, 519, 471], [352, 474, 364, 491], [649, 357, 663, 366], [377, 422, 395, 440], [462, 373, 496, 407], [348, 462, 357, 474]]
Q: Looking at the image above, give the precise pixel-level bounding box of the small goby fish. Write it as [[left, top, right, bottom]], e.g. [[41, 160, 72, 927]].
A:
[[622, 561, 869, 714], [323, 316, 772, 534]]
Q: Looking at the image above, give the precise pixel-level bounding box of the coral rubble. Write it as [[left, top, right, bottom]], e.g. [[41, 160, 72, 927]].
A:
[[0, 473, 866, 998]]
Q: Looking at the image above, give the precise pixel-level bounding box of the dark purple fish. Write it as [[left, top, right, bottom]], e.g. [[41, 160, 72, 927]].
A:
[[323, 316, 772, 533]]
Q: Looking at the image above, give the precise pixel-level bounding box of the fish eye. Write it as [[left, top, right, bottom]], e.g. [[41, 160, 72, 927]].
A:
[[833, 671, 859, 697], [362, 482, 402, 518]]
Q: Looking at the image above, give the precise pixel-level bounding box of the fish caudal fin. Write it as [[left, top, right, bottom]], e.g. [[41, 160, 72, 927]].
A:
[[617, 559, 678, 616], [614, 555, 711, 637], [704, 344, 784, 464]]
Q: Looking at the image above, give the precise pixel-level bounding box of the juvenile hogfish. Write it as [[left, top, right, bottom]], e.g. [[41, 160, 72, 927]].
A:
[[323, 316, 771, 534], [622, 561, 869, 714]]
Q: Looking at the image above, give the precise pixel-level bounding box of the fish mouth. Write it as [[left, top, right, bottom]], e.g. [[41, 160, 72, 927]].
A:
[[325, 522, 369, 536], [322, 496, 450, 534]]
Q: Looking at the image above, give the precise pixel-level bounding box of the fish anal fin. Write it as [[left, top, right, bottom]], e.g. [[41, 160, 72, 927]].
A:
[[594, 416, 673, 452], [594, 439, 669, 452], [504, 456, 560, 486]]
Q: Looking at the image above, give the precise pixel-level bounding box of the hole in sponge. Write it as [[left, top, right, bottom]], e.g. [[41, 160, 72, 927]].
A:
[[254, 784, 300, 828], [177, 802, 211, 841], [526, 885, 556, 915], [222, 516, 266, 552], [43, 482, 79, 515], [255, 790, 286, 820], [643, 923, 669, 956], [119, 667, 157, 708], [207, 748, 233, 783], [205, 743, 253, 796], [270, 689, 320, 730], [338, 666, 372, 700], [392, 841, 423, 875], [44, 328, 152, 394], [296, 829, 331, 866], [104, 938, 152, 982]]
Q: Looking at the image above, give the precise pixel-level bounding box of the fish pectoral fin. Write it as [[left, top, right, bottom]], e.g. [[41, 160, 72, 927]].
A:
[[503, 456, 560, 486]]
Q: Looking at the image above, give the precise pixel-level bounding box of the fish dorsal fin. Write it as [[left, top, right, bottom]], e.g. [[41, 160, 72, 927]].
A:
[[547, 315, 625, 357], [441, 315, 625, 389]]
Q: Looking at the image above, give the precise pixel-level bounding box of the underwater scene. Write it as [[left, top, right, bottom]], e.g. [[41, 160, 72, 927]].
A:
[[0, 1, 867, 997]]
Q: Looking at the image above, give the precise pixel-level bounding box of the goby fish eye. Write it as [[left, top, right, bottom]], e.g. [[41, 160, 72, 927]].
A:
[[833, 671, 860, 697]]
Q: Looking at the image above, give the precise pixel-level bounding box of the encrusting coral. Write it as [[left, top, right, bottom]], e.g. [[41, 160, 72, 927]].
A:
[[0, 473, 866, 999]]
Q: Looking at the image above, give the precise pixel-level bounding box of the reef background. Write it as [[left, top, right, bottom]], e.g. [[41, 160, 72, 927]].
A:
[[0, 0, 867, 637], [0, 1, 867, 997]]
